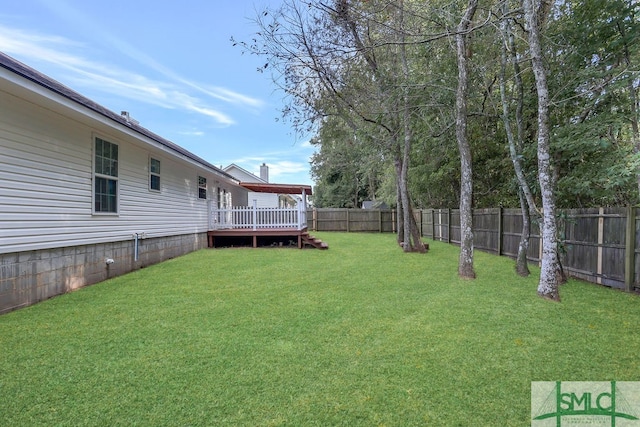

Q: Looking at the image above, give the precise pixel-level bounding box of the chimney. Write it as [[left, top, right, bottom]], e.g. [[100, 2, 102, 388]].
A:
[[260, 163, 269, 182]]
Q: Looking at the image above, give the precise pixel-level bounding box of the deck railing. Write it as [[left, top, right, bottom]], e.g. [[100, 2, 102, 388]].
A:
[[209, 202, 307, 231]]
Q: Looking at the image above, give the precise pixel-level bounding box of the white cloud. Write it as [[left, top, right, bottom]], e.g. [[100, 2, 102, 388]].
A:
[[179, 130, 205, 137], [202, 86, 265, 108], [300, 139, 315, 148], [35, 0, 265, 112], [0, 23, 248, 126], [270, 160, 309, 175], [230, 156, 309, 179], [180, 102, 235, 126]]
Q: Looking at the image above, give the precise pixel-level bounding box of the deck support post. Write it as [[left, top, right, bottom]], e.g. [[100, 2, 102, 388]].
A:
[[300, 188, 307, 230]]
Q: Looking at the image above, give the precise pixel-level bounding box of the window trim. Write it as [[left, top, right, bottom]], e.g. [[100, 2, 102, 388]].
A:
[[93, 135, 119, 215], [149, 156, 161, 192], [198, 175, 207, 200]]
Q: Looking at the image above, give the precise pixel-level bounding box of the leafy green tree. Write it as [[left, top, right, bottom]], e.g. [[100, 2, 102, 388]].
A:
[[310, 118, 385, 208], [547, 0, 640, 207], [235, 0, 640, 295]]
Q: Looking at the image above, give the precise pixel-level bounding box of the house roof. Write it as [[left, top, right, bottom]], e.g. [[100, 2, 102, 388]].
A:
[[223, 163, 266, 183], [240, 182, 313, 196], [0, 52, 236, 182]]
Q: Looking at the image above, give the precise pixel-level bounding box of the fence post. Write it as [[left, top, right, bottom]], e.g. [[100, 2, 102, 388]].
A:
[[597, 207, 604, 285], [497, 207, 503, 256], [379, 209, 383, 233], [447, 208, 451, 243], [625, 205, 636, 292], [431, 209, 435, 240], [346, 209, 350, 233], [392, 209, 396, 234], [313, 208, 317, 231]]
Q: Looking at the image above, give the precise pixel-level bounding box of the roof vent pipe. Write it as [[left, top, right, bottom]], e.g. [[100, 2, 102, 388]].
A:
[[121, 111, 139, 125]]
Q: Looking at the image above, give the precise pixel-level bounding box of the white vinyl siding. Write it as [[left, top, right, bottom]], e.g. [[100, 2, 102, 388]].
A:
[[224, 165, 261, 182], [248, 192, 279, 208], [228, 185, 248, 207], [0, 86, 241, 254]]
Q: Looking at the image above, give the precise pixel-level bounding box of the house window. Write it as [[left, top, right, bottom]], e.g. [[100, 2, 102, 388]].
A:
[[198, 176, 207, 199], [94, 137, 118, 213], [150, 157, 161, 191]]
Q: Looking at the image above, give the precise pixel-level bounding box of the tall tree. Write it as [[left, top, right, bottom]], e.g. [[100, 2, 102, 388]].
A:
[[333, 0, 425, 252], [524, 0, 560, 300], [498, 0, 538, 276], [455, 0, 478, 278], [241, 0, 426, 251]]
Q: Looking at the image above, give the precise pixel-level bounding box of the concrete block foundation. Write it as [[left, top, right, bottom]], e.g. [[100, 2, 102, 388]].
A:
[[0, 233, 208, 314]]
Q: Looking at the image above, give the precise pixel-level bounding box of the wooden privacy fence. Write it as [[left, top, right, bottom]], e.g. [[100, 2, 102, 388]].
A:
[[310, 208, 397, 233], [309, 207, 640, 292]]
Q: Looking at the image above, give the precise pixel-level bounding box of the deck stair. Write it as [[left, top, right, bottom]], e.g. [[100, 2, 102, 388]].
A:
[[301, 232, 329, 250]]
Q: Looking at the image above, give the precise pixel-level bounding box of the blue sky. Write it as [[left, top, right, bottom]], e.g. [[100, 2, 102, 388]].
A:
[[0, 0, 316, 185]]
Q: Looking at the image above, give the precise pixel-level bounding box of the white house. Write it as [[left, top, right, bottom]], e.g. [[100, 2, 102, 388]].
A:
[[0, 52, 249, 313], [223, 163, 301, 209]]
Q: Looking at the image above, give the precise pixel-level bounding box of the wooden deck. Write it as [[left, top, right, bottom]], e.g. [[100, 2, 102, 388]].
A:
[[207, 204, 328, 249], [207, 228, 328, 249], [207, 227, 306, 248]]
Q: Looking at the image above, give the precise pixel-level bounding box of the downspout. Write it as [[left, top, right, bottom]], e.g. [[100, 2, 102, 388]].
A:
[[133, 232, 146, 262], [133, 233, 140, 262]]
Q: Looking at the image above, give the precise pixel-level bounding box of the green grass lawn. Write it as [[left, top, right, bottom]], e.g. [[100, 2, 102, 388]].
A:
[[1, 232, 639, 426]]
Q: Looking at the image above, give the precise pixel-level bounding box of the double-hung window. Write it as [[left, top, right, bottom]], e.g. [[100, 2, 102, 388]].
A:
[[150, 157, 161, 191], [198, 176, 207, 199], [94, 137, 118, 213]]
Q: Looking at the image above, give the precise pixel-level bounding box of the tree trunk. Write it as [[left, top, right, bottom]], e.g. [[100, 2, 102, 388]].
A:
[[499, 5, 533, 277], [395, 158, 405, 245], [399, 153, 412, 252], [525, 0, 560, 300], [400, 1, 412, 253], [398, 1, 426, 253], [455, 0, 478, 278], [395, 155, 425, 252], [516, 191, 531, 276]]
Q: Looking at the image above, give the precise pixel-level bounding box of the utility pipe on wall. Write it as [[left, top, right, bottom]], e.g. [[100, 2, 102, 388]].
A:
[[133, 232, 146, 262], [133, 233, 140, 262]]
